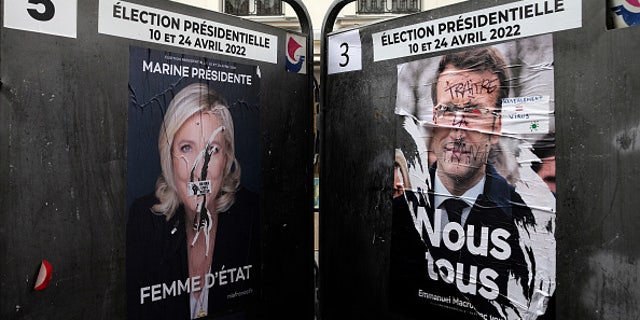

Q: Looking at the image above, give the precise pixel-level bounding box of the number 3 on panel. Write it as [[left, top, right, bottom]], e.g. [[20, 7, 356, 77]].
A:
[[328, 29, 362, 75], [339, 42, 350, 67], [27, 0, 56, 21]]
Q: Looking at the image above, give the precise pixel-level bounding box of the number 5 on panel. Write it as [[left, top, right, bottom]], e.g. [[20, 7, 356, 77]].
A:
[[328, 29, 362, 75], [3, 0, 77, 38]]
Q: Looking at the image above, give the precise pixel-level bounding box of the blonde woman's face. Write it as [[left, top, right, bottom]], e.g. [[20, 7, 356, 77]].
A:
[[172, 112, 227, 214]]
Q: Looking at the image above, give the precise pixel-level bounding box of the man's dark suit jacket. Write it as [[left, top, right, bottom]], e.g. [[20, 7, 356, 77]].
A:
[[390, 163, 534, 319]]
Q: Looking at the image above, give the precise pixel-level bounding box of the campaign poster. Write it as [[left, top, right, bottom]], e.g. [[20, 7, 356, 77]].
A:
[[391, 34, 556, 320], [126, 46, 261, 319]]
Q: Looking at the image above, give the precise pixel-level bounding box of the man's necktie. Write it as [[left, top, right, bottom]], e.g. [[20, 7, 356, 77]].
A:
[[443, 198, 468, 225]]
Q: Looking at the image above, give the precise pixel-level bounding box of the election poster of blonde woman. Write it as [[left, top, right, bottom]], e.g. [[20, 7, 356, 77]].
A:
[[127, 46, 261, 319]]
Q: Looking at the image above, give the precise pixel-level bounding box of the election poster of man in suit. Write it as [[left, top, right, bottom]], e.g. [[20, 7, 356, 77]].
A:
[[391, 34, 556, 320]]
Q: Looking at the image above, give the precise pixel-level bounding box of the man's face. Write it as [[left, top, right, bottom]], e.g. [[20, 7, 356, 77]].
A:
[[432, 65, 502, 187], [536, 156, 556, 193], [393, 165, 405, 199]]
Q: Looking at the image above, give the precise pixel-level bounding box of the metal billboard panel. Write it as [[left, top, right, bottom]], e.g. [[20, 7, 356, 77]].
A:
[[319, 0, 640, 319]]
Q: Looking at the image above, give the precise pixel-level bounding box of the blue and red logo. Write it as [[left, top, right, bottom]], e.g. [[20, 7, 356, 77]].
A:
[[611, 0, 640, 27], [286, 34, 306, 74]]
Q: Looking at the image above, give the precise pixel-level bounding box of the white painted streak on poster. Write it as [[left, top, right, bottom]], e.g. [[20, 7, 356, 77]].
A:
[[372, 0, 581, 62], [98, 0, 277, 64]]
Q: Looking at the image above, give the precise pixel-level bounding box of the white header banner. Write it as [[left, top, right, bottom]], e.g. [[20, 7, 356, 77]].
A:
[[98, 0, 278, 64], [372, 0, 581, 62]]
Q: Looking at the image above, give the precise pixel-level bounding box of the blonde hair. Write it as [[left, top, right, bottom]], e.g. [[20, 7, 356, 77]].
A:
[[152, 83, 241, 219]]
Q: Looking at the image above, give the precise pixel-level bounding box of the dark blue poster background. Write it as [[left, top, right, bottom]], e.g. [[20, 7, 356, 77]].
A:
[[127, 46, 261, 215]]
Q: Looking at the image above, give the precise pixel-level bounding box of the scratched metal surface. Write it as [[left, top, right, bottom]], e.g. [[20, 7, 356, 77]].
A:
[[0, 1, 315, 319], [555, 1, 640, 319], [319, 0, 640, 319]]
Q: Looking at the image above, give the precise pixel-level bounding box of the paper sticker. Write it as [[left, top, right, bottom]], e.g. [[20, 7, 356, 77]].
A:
[[501, 96, 551, 135], [328, 29, 362, 74], [3, 0, 77, 38], [286, 33, 307, 74], [188, 180, 212, 196], [608, 0, 640, 29]]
